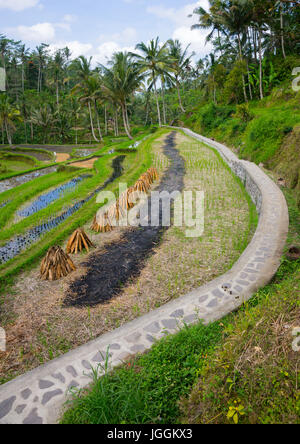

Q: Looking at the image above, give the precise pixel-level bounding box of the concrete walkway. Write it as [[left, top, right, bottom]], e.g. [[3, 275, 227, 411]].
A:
[[0, 129, 289, 424]]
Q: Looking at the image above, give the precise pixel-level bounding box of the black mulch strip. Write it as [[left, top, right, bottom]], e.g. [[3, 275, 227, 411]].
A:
[[64, 132, 185, 307]]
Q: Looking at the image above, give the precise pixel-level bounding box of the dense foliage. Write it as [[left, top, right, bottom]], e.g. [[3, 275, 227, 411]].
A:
[[0, 0, 299, 146]]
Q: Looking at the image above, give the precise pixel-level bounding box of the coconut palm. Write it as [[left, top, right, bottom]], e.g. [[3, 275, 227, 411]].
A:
[[30, 104, 56, 143], [167, 39, 193, 113], [102, 52, 144, 139], [132, 38, 171, 127], [48, 50, 66, 106], [72, 75, 102, 142], [34, 43, 49, 93]]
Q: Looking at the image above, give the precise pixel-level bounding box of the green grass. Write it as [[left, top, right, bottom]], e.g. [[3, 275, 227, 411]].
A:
[[60, 170, 299, 426], [183, 85, 300, 167], [0, 152, 42, 179], [0, 129, 164, 282], [0, 167, 83, 229], [60, 320, 224, 424], [180, 188, 300, 425], [181, 260, 300, 424]]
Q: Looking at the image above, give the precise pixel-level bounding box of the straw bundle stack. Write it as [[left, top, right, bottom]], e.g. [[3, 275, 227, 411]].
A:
[[66, 228, 94, 254], [40, 246, 76, 281]]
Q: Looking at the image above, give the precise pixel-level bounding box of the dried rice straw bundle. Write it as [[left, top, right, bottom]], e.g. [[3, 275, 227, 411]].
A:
[[148, 167, 159, 182], [92, 212, 114, 233], [140, 171, 153, 187], [119, 187, 135, 211], [134, 178, 149, 193], [66, 228, 94, 254], [40, 246, 76, 281]]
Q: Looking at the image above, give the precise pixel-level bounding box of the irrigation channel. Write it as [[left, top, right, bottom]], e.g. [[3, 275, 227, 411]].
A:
[[0, 156, 125, 265], [17, 175, 91, 219], [65, 132, 185, 307], [0, 166, 58, 194]]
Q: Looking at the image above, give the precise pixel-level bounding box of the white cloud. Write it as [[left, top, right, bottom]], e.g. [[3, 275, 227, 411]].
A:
[[63, 14, 77, 23], [147, 1, 209, 27], [147, 1, 212, 58], [13, 22, 56, 42], [172, 26, 213, 58], [49, 41, 93, 59], [0, 0, 40, 11], [98, 27, 137, 46], [6, 16, 73, 43], [93, 41, 135, 65]]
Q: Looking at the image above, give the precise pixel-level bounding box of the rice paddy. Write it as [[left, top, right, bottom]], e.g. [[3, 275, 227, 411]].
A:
[[0, 129, 256, 384]]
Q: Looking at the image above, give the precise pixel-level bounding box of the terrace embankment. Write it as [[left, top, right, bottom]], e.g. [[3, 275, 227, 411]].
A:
[[0, 156, 125, 265], [0, 130, 253, 386], [65, 132, 185, 306]]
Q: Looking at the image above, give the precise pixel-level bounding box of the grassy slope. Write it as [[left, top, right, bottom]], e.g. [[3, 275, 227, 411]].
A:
[[0, 129, 159, 284], [60, 188, 299, 425], [181, 189, 300, 425], [182, 82, 300, 207]]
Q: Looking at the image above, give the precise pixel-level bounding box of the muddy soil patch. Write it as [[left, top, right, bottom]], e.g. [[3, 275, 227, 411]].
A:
[[65, 132, 185, 307], [69, 157, 101, 169], [6, 150, 52, 162], [56, 153, 70, 163], [16, 145, 98, 154]]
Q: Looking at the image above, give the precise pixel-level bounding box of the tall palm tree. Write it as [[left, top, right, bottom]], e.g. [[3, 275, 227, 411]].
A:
[[167, 39, 193, 113], [48, 50, 66, 106], [17, 44, 30, 93], [102, 52, 144, 139], [72, 75, 102, 142], [132, 38, 170, 127], [34, 43, 49, 93]]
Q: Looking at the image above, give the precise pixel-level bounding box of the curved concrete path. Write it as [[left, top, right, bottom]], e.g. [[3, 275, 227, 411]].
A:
[[0, 129, 289, 424]]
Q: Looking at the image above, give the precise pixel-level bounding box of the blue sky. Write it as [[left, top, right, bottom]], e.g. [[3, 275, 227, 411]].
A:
[[1, 0, 211, 65]]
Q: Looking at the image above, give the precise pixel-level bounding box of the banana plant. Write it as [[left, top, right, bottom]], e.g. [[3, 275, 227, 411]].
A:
[[248, 59, 280, 97]]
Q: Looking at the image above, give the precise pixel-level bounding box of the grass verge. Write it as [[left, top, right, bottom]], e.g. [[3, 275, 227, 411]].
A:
[[60, 188, 299, 425]]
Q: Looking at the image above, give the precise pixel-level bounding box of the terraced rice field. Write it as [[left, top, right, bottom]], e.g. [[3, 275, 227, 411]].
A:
[[0, 130, 256, 383], [69, 157, 102, 169]]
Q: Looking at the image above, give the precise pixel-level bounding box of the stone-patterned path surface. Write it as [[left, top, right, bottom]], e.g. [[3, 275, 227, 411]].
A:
[[0, 129, 289, 424]]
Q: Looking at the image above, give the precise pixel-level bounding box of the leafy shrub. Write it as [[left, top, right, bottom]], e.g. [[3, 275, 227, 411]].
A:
[[234, 104, 254, 122]]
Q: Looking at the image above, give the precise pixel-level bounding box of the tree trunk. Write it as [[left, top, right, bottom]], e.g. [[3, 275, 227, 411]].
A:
[[1, 123, 4, 145], [94, 101, 103, 142], [5, 120, 12, 145], [161, 82, 167, 125], [177, 82, 185, 113], [247, 61, 253, 101], [125, 104, 131, 131], [153, 80, 162, 127], [115, 109, 119, 137], [24, 121, 28, 144], [238, 34, 248, 103], [259, 30, 264, 100], [280, 2, 286, 59], [121, 103, 133, 139], [104, 105, 108, 135], [21, 66, 25, 92], [56, 81, 59, 107], [88, 101, 99, 142]]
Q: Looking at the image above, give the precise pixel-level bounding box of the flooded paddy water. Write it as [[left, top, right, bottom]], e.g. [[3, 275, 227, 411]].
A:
[[0, 166, 58, 194], [0, 156, 125, 265], [17, 174, 91, 220]]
